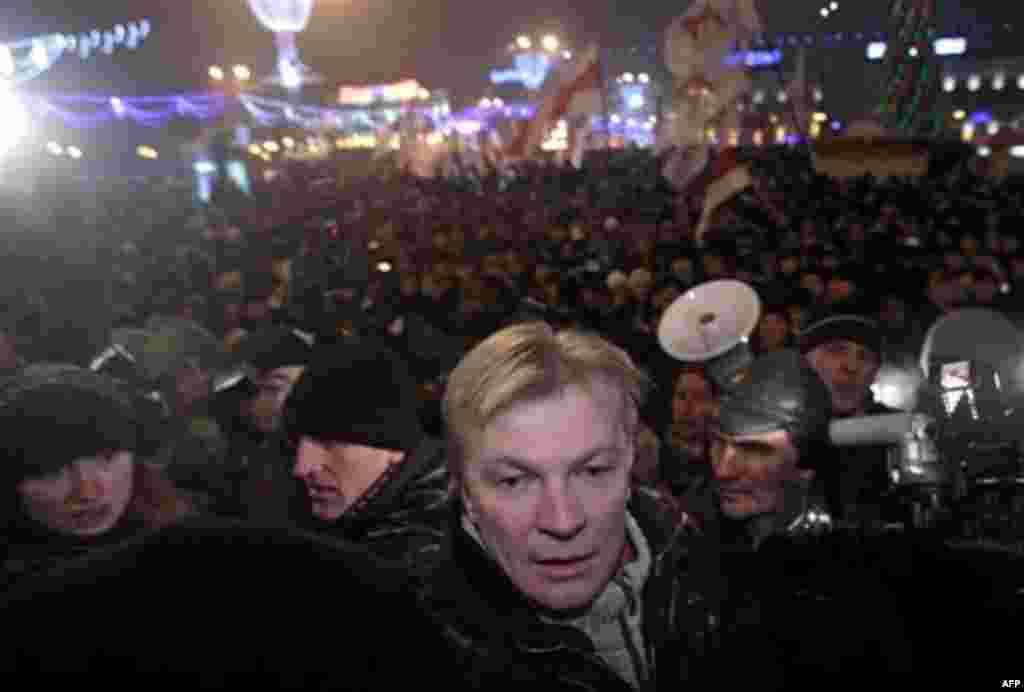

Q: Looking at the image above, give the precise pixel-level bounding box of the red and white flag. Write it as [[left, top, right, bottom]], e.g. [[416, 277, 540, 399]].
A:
[[505, 45, 602, 160], [694, 147, 753, 244]]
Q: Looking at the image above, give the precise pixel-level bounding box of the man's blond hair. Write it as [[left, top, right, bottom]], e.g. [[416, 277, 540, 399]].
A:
[[443, 322, 650, 479]]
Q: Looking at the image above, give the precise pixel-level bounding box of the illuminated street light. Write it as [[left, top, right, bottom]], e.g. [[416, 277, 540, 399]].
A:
[[830, 2, 839, 10], [30, 41, 48, 70], [953, 109, 966, 120], [0, 46, 14, 78], [66, 146, 82, 159], [480, 98, 492, 108], [263, 140, 280, 152], [233, 64, 251, 81], [638, 73, 650, 84], [46, 141, 63, 156], [516, 35, 532, 50], [136, 145, 158, 160], [562, 50, 572, 60], [248, 144, 262, 156], [541, 35, 559, 53], [493, 97, 504, 107], [282, 137, 295, 149], [908, 46, 919, 58], [621, 72, 635, 83], [418, 87, 430, 100], [209, 65, 225, 81], [820, 8, 830, 18]]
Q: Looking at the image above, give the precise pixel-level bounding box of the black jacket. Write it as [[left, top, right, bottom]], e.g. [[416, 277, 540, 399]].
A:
[[2, 518, 469, 684], [416, 489, 720, 691], [308, 436, 450, 575]]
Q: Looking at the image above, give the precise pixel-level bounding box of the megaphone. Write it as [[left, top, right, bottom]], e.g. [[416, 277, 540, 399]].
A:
[[657, 279, 761, 390]]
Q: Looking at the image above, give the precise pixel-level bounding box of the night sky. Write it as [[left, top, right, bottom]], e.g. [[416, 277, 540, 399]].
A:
[[1, 1, 1010, 106]]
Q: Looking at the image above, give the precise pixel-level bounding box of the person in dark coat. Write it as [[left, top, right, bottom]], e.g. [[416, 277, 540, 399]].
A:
[[799, 306, 901, 524], [213, 325, 316, 522], [421, 323, 721, 690], [1, 365, 194, 593], [1, 517, 468, 685], [283, 339, 450, 573]]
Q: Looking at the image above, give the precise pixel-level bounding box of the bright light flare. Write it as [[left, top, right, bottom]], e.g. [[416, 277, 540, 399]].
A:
[[31, 40, 49, 70], [66, 146, 82, 159], [0, 45, 13, 78], [541, 35, 559, 52], [233, 64, 251, 81], [136, 145, 158, 159], [0, 87, 29, 158], [516, 35, 532, 50], [209, 65, 224, 81]]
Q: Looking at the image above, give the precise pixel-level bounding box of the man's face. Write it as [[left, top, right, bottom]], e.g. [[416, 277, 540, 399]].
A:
[[703, 255, 725, 278], [174, 362, 212, 415], [293, 438, 397, 521], [671, 371, 715, 459], [756, 313, 789, 352], [800, 273, 824, 299], [671, 258, 694, 284], [710, 430, 810, 520], [459, 383, 635, 612], [806, 339, 880, 415], [17, 452, 135, 537], [826, 278, 855, 304], [251, 366, 305, 434], [0, 331, 20, 372]]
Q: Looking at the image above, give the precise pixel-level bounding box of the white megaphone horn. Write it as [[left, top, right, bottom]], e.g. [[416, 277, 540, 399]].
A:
[[657, 279, 761, 390]]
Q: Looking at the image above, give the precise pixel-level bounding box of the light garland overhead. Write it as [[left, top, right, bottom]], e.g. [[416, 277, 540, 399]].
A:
[[0, 20, 151, 85], [239, 92, 449, 131], [25, 92, 225, 128]]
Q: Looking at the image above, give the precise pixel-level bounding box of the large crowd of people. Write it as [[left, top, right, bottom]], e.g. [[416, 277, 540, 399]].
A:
[[2, 146, 1022, 681]]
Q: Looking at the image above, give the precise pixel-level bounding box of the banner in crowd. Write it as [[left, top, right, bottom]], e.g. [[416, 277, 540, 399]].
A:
[[660, 0, 764, 191], [811, 137, 931, 180]]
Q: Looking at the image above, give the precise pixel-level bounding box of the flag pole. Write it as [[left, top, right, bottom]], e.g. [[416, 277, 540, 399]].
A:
[[599, 46, 613, 153]]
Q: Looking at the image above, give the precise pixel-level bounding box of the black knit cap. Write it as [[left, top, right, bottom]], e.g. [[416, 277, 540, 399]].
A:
[[283, 339, 423, 453], [798, 298, 883, 358], [0, 365, 138, 485]]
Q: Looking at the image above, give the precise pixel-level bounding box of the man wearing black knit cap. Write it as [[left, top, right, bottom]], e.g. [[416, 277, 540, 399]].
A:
[[799, 305, 898, 524], [210, 326, 315, 521], [283, 340, 449, 572]]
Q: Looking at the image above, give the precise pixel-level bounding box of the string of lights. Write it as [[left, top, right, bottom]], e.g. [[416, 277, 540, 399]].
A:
[[24, 92, 225, 129], [0, 20, 151, 85]]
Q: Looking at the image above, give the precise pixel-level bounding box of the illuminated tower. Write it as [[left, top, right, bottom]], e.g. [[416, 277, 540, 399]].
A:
[[247, 0, 314, 90]]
